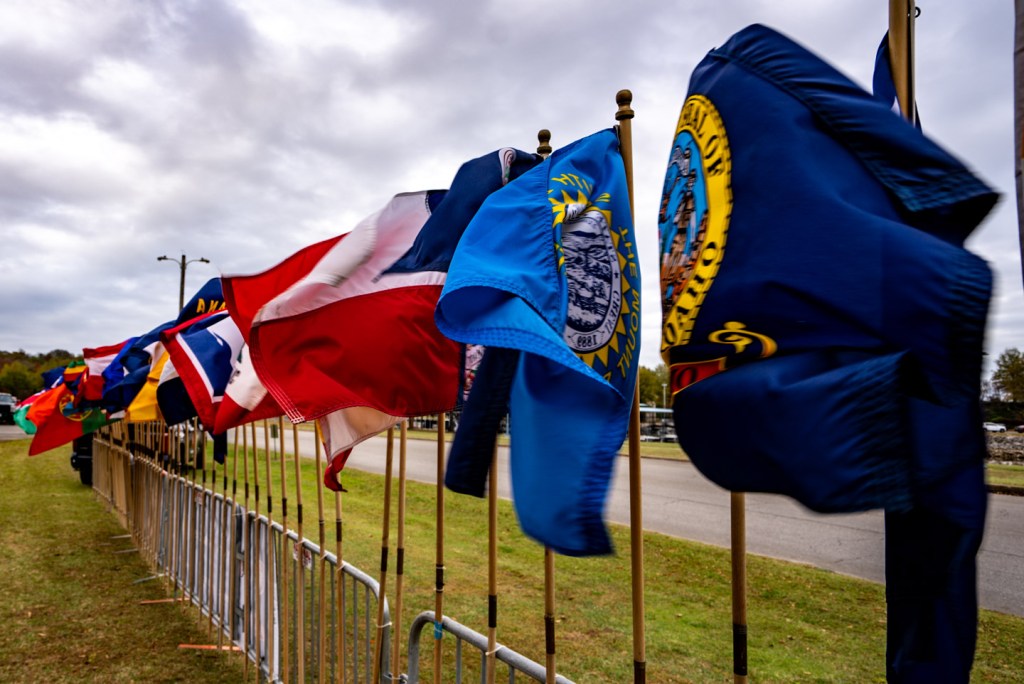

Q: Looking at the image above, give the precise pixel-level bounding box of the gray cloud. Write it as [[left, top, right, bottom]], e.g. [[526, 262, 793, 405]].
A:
[[0, 0, 1020, 378]]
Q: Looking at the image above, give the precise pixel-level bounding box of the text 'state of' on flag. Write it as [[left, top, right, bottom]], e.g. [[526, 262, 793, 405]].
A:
[[658, 24, 997, 683]]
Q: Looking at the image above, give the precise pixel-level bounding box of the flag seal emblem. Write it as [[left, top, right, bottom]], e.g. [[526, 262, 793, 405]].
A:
[[659, 94, 733, 354], [562, 208, 622, 353]]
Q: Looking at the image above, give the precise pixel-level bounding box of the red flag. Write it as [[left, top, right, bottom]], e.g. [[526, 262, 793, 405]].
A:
[[223, 235, 340, 342], [27, 385, 108, 456], [82, 341, 129, 403], [211, 343, 283, 434], [223, 192, 461, 459]]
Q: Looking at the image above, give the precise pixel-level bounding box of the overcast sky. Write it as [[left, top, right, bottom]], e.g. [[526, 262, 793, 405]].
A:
[[0, 1, 1018, 376]]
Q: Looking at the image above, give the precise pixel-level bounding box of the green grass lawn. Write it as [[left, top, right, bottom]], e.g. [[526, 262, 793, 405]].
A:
[[5, 435, 1024, 683], [0, 438, 245, 683], [986, 462, 1024, 490]]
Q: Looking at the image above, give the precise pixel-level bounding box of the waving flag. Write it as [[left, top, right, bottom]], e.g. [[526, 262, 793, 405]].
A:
[[437, 129, 640, 556], [103, 278, 226, 413], [28, 383, 109, 455], [250, 192, 457, 441], [126, 351, 170, 423], [211, 343, 282, 434], [659, 24, 996, 681], [81, 341, 130, 405], [161, 310, 244, 428]]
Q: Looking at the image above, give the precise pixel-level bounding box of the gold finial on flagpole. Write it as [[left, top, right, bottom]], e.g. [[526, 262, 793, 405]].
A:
[[888, 0, 916, 125], [537, 129, 552, 157]]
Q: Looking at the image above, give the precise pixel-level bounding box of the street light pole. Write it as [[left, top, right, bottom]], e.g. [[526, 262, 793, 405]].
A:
[[662, 383, 667, 409], [157, 253, 210, 312]]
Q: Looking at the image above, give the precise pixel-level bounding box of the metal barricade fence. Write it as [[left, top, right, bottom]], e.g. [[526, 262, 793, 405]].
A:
[[92, 425, 571, 684]]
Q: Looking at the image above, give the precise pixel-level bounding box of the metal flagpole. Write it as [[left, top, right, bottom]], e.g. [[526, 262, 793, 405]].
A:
[[277, 417, 291, 684], [371, 427, 396, 684], [616, 89, 648, 684], [290, 420, 306, 683], [433, 412, 446, 683], [391, 420, 409, 681]]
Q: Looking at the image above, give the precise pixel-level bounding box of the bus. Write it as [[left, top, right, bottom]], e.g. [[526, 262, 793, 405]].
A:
[[638, 406, 676, 442]]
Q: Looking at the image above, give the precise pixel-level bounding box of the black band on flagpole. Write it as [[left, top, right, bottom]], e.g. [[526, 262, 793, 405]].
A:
[[545, 615, 555, 655], [488, 594, 497, 629], [733, 622, 748, 676], [396, 548, 405, 575], [380, 548, 388, 573]]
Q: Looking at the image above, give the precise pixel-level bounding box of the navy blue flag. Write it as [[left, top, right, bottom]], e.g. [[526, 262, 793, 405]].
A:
[[437, 129, 640, 556], [387, 147, 541, 276], [103, 278, 226, 413], [40, 366, 66, 390], [659, 24, 996, 681]]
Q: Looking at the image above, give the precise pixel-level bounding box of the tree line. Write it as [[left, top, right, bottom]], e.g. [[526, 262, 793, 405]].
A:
[[0, 349, 81, 400], [2, 346, 1018, 413]]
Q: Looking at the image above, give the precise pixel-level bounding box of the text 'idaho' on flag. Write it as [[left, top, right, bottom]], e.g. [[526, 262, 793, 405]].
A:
[[437, 128, 640, 557], [659, 24, 997, 682]]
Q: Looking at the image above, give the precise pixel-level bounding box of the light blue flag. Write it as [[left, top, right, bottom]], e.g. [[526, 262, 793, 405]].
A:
[[436, 129, 640, 556]]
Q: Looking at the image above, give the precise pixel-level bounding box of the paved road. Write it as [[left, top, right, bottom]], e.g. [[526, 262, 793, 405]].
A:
[[259, 427, 1024, 618], [0, 424, 27, 442], [7, 423, 1020, 617]]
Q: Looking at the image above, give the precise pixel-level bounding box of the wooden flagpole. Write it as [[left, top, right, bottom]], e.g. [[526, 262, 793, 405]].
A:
[[313, 421, 328, 683], [251, 421, 262, 679], [322, 420, 346, 684], [241, 423, 251, 682], [486, 443, 499, 684], [188, 420, 199, 616], [536, 130, 558, 684], [206, 428, 216, 637], [222, 427, 239, 651], [731, 492, 748, 684], [544, 548, 556, 684], [616, 89, 648, 684], [277, 417, 291, 684], [888, 0, 916, 125], [262, 419, 278, 679], [433, 412, 446, 683], [168, 425, 180, 603], [291, 420, 307, 683], [391, 420, 409, 681], [371, 427, 396, 684]]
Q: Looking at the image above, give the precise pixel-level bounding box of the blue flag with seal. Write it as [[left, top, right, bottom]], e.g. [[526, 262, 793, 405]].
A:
[[437, 128, 640, 557], [660, 24, 997, 682]]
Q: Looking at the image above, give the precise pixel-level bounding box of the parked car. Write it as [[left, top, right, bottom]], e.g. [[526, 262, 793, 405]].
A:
[[0, 392, 16, 425], [70, 433, 94, 486], [983, 422, 1007, 433]]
